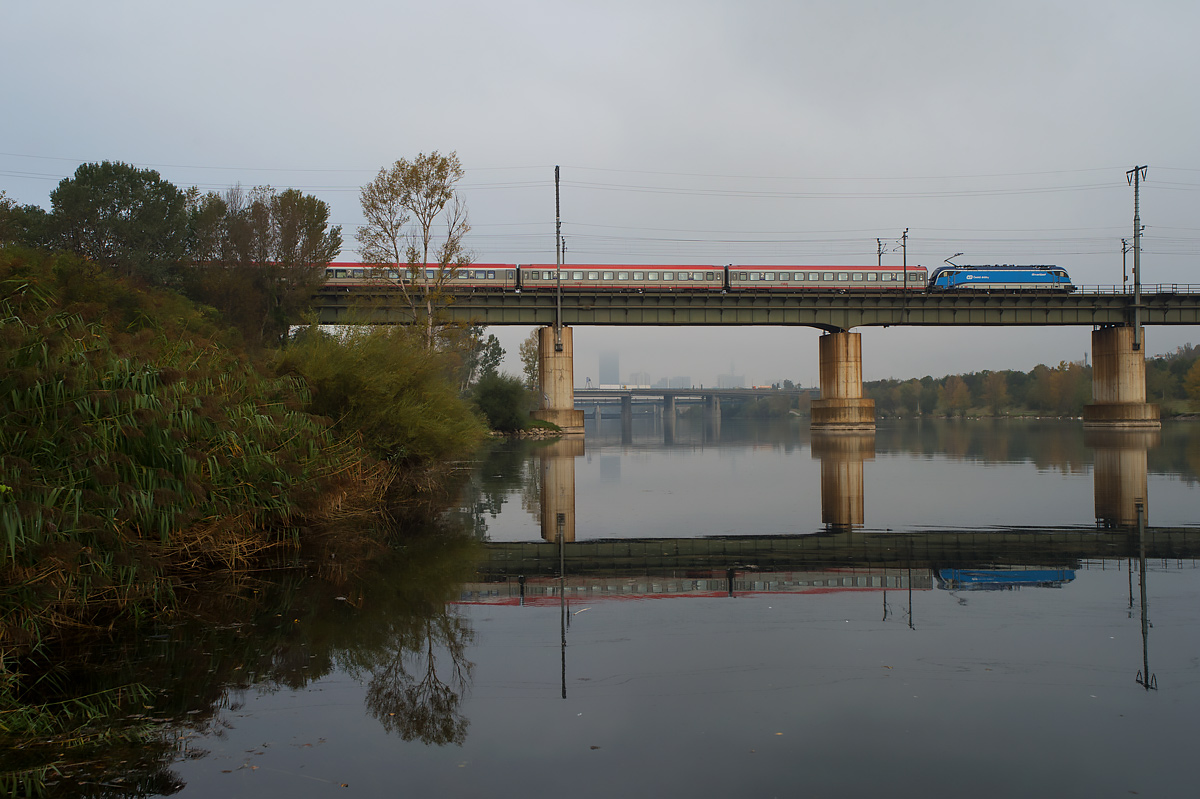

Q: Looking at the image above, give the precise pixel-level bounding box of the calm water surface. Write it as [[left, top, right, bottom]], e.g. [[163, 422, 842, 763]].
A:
[[71, 420, 1200, 796]]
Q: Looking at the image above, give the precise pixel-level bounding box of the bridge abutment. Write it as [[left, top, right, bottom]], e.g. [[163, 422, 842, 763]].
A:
[[1083, 326, 1160, 429], [531, 325, 585, 435], [811, 331, 875, 432]]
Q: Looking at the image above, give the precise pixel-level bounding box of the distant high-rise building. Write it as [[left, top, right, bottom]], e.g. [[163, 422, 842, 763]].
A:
[[628, 370, 651, 386], [668, 376, 691, 389], [599, 351, 619, 385], [717, 373, 745, 388]]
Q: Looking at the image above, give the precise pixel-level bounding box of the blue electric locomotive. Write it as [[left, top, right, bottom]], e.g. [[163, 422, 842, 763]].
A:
[[926, 264, 1074, 292]]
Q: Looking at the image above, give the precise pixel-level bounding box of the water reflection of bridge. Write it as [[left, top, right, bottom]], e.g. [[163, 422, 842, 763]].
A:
[[478, 527, 1200, 578], [530, 428, 1170, 544]]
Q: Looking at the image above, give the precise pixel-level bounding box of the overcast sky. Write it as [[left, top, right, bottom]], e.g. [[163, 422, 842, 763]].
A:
[[4, 0, 1199, 386]]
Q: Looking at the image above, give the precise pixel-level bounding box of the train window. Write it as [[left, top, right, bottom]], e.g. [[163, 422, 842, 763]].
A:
[[648, 272, 659, 280], [822, 272, 833, 281], [602, 271, 614, 280], [663, 272, 674, 280], [705, 272, 715, 280], [810, 272, 820, 281], [881, 273, 892, 281], [838, 273, 849, 281], [779, 272, 791, 281], [908, 273, 921, 281], [749, 272, 759, 281], [866, 272, 877, 281], [633, 271, 644, 280], [388, 270, 400, 280], [459, 271, 471, 279], [487, 271, 496, 279], [587, 271, 599, 280], [618, 271, 629, 280], [426, 269, 436, 279], [794, 272, 804, 281], [694, 272, 705, 281], [764, 272, 775, 281], [572, 271, 583, 280], [506, 270, 514, 279], [852, 272, 863, 281], [735, 272, 745, 280]]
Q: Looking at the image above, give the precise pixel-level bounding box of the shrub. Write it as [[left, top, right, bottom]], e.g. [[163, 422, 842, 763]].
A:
[[472, 373, 531, 432]]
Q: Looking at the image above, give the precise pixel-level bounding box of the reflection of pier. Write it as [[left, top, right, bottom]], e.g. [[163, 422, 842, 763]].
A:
[[540, 438, 584, 542], [812, 432, 874, 532], [1088, 429, 1159, 528]]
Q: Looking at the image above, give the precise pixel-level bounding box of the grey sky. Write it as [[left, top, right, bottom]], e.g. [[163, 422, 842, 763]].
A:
[[4, 0, 1198, 386]]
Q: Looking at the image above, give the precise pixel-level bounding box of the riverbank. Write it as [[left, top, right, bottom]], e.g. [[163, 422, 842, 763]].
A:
[[0, 247, 488, 773]]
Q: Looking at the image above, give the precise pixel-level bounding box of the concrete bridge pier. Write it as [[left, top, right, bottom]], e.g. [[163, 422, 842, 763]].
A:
[[1087, 429, 1157, 528], [531, 325, 585, 435], [705, 394, 721, 417], [811, 330, 875, 432], [663, 395, 676, 444], [1083, 326, 1160, 429]]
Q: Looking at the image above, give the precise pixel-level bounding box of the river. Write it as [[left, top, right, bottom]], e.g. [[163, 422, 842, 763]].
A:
[[19, 417, 1200, 797]]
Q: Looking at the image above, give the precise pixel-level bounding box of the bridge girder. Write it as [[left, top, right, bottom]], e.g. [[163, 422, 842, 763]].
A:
[[312, 288, 1200, 327]]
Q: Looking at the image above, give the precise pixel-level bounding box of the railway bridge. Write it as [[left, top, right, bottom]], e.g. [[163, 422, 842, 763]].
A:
[[312, 283, 1200, 435]]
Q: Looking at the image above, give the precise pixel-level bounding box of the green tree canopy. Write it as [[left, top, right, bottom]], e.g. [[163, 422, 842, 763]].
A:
[[181, 184, 341, 347], [49, 161, 189, 283]]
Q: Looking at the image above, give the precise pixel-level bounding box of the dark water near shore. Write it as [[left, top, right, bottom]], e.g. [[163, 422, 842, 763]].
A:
[[24, 419, 1200, 797]]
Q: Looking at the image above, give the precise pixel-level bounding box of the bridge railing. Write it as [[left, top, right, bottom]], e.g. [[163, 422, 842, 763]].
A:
[[1077, 284, 1200, 295]]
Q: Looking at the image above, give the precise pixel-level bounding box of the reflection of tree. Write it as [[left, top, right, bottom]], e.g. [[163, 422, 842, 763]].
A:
[[364, 610, 475, 746]]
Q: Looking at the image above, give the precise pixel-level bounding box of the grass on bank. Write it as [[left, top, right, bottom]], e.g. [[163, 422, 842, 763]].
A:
[[0, 247, 489, 757]]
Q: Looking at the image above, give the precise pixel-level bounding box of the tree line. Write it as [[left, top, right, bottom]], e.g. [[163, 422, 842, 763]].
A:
[[1, 162, 340, 350], [865, 345, 1200, 418]]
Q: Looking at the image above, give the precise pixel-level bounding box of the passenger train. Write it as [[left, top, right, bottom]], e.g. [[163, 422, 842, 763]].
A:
[[323, 263, 1074, 293]]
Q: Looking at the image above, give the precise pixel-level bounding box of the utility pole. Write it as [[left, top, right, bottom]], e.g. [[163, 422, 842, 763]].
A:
[[901, 228, 909, 291], [1127, 166, 1147, 351], [554, 165, 563, 351], [877, 237, 883, 267]]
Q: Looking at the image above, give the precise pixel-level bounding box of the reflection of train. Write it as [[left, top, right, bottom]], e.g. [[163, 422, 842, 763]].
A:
[[323, 263, 1074, 293], [935, 568, 1076, 591]]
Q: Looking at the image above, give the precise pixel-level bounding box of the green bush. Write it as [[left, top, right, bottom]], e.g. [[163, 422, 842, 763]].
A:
[[0, 248, 364, 651], [276, 325, 486, 464], [472, 373, 531, 432]]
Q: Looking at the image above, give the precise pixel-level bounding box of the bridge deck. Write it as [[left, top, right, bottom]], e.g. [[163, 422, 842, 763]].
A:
[[314, 287, 1200, 327]]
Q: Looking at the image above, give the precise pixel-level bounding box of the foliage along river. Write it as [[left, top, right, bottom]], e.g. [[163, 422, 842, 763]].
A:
[[33, 418, 1200, 797]]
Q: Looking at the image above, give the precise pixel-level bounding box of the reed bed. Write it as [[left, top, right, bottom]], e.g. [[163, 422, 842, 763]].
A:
[[0, 249, 387, 757]]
